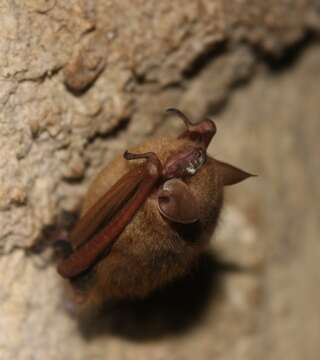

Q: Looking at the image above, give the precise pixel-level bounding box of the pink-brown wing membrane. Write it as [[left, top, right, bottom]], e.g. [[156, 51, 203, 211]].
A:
[[57, 152, 162, 279], [69, 164, 146, 250]]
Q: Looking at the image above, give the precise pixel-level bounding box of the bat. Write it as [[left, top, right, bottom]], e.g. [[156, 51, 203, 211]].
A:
[[57, 108, 254, 305]]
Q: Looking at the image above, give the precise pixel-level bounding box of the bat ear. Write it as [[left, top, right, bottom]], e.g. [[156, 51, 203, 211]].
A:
[[215, 160, 256, 186]]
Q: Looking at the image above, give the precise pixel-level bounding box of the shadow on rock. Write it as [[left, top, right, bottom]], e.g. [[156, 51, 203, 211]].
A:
[[78, 252, 226, 341]]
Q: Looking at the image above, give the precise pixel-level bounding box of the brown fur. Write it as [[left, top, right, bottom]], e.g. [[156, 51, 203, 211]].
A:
[[66, 135, 247, 307]]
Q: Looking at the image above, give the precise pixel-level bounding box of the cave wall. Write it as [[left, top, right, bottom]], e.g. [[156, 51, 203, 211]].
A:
[[0, 1, 319, 359]]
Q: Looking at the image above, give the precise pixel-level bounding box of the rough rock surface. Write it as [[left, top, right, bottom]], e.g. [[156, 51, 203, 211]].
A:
[[0, 1, 319, 359]]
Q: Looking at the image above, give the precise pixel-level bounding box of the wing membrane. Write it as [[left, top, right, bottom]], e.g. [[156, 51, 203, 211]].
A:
[[58, 163, 160, 279], [69, 164, 145, 249]]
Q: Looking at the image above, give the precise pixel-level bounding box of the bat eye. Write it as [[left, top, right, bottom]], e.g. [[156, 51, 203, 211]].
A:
[[158, 179, 200, 224]]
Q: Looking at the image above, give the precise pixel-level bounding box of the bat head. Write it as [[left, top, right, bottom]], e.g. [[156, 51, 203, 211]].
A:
[[162, 108, 254, 186]]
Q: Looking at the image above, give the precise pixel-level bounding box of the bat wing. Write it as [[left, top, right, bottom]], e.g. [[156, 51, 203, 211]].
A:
[[57, 152, 162, 279], [69, 164, 146, 250]]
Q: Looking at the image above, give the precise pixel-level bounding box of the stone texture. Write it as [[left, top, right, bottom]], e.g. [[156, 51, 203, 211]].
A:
[[0, 0, 319, 359], [211, 43, 320, 360]]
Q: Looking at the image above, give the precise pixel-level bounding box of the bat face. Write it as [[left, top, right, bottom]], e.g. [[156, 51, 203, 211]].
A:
[[57, 109, 254, 306]]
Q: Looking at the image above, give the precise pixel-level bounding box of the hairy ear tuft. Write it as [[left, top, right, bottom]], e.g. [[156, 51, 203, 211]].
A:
[[215, 160, 256, 186]]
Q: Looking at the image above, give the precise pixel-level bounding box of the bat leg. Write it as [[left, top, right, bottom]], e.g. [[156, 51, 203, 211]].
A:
[[166, 108, 192, 127], [166, 108, 216, 148], [123, 150, 163, 173]]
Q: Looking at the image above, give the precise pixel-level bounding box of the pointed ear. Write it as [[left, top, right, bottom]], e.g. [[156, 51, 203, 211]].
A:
[[215, 160, 256, 186]]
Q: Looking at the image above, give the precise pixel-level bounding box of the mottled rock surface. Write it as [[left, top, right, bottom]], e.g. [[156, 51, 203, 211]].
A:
[[0, 1, 319, 359]]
